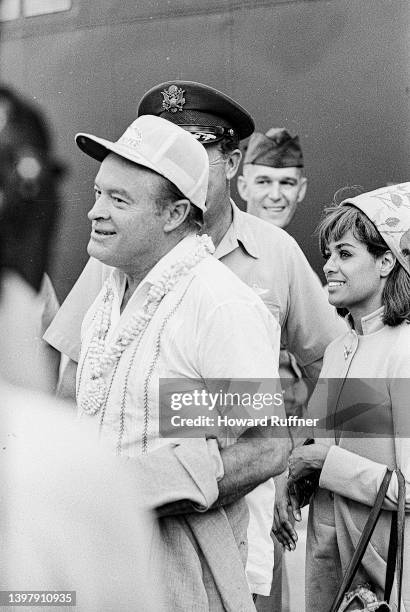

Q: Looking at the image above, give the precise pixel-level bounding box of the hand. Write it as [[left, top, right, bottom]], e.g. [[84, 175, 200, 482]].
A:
[[272, 472, 301, 551], [288, 443, 329, 481]]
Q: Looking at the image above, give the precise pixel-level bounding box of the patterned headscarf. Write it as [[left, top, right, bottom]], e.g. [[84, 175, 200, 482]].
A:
[[341, 182, 410, 276]]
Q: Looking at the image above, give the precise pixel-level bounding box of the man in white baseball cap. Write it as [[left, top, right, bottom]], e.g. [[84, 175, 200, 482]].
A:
[[75, 114, 208, 285], [74, 114, 287, 610]]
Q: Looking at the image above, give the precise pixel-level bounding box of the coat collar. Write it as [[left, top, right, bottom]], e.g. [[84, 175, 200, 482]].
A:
[[346, 306, 385, 335]]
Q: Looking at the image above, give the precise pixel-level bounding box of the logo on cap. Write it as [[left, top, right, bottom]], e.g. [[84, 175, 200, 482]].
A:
[[119, 123, 143, 150], [161, 85, 185, 113]]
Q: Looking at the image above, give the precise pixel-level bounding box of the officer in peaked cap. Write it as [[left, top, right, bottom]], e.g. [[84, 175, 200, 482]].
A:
[[238, 127, 307, 230], [137, 80, 255, 248], [44, 79, 346, 610], [138, 80, 254, 145]]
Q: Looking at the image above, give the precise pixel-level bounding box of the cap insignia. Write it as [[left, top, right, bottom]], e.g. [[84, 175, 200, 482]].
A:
[[161, 85, 185, 113]]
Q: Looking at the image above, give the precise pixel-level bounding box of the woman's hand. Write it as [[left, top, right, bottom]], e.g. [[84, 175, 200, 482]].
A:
[[288, 443, 329, 481]]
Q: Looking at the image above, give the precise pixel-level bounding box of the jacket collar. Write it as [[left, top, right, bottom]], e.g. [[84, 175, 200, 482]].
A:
[[346, 306, 385, 335]]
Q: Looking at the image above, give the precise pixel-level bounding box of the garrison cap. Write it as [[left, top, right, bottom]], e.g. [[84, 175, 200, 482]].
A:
[[244, 127, 304, 168], [138, 80, 254, 145]]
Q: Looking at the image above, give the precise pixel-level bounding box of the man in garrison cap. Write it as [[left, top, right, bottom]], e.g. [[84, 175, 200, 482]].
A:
[[237, 127, 307, 229], [238, 130, 310, 420], [238, 129, 309, 609], [45, 81, 346, 605]]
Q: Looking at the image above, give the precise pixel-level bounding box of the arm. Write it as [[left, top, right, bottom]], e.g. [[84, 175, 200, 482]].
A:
[[272, 471, 300, 551], [203, 299, 289, 505], [273, 356, 336, 546], [272, 441, 328, 551], [157, 433, 289, 517], [319, 367, 410, 510], [130, 438, 221, 514], [43, 257, 110, 362], [319, 444, 410, 511], [213, 430, 289, 507], [158, 298, 290, 516], [43, 258, 111, 400]]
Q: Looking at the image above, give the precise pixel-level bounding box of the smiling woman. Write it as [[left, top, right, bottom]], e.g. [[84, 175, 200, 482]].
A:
[[318, 202, 410, 330], [280, 183, 410, 612]]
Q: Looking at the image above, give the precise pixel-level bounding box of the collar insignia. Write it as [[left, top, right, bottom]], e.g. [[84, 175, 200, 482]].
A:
[[161, 85, 185, 113]]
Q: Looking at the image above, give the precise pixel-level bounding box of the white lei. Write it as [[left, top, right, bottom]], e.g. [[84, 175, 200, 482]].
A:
[[78, 235, 214, 415]]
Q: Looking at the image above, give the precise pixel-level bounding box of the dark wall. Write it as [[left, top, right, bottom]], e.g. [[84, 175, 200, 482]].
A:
[[1, 0, 409, 299]]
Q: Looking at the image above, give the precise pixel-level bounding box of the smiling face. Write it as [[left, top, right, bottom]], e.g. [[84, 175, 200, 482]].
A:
[[237, 164, 307, 228], [87, 153, 170, 275], [323, 230, 390, 321]]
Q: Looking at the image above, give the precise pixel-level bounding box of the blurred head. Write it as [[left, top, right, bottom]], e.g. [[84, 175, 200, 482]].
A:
[[318, 203, 410, 326], [238, 128, 306, 229], [0, 87, 62, 292]]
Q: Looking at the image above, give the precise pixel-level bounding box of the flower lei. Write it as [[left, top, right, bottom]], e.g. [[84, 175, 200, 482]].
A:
[[78, 234, 214, 415]]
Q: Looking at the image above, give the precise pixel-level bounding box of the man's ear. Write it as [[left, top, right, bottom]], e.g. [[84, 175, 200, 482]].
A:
[[163, 199, 190, 232], [297, 177, 308, 204], [237, 175, 248, 202], [379, 250, 396, 277], [226, 149, 242, 180]]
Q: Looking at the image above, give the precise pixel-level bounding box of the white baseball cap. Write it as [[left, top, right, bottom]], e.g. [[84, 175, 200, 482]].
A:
[[75, 115, 209, 211]]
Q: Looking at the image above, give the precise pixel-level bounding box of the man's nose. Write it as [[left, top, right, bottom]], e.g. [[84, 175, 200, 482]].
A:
[[88, 195, 110, 221], [269, 181, 281, 201]]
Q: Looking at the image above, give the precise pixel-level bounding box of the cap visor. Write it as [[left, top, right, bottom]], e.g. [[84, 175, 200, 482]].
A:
[[75, 133, 112, 162]]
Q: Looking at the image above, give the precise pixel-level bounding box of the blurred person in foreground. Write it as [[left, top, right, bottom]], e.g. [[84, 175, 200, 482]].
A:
[[0, 86, 61, 392], [0, 87, 163, 611], [276, 183, 410, 610]]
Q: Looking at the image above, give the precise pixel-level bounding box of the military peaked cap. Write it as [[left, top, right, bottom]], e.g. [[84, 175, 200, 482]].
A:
[[138, 80, 254, 145]]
